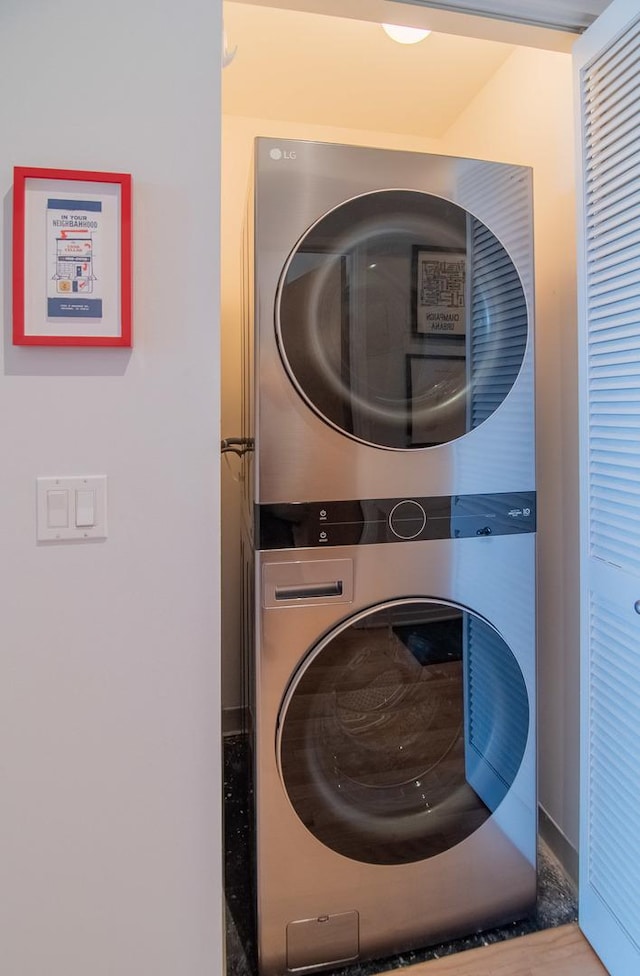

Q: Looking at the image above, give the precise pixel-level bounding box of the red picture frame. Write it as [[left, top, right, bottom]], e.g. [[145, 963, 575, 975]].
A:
[[13, 166, 132, 347]]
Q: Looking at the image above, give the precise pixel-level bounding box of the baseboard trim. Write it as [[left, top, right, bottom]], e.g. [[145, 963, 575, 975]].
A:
[[539, 806, 578, 886], [222, 706, 247, 737]]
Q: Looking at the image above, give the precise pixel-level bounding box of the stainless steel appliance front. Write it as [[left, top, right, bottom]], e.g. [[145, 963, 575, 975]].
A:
[[251, 138, 535, 504], [253, 534, 536, 975], [247, 138, 537, 975]]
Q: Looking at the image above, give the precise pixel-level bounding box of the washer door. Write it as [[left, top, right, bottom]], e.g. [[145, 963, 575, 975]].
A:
[[277, 599, 529, 866], [277, 190, 528, 450]]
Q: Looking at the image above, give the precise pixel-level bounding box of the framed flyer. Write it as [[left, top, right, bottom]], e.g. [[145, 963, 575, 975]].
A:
[[412, 246, 466, 338], [13, 167, 132, 346]]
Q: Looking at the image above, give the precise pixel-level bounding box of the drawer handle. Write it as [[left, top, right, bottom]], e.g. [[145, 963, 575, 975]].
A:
[[275, 581, 343, 601]]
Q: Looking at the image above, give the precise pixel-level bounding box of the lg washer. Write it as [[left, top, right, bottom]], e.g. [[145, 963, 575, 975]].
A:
[[252, 500, 536, 975]]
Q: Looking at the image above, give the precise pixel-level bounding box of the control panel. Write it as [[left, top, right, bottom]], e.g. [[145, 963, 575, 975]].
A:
[[256, 491, 536, 551]]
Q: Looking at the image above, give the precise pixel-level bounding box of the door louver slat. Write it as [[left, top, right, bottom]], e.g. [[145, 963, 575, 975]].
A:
[[587, 204, 640, 245], [588, 281, 640, 307], [589, 178, 640, 222], [588, 265, 640, 296], [587, 308, 640, 334], [588, 252, 640, 284], [588, 189, 640, 232], [585, 24, 640, 90], [586, 70, 640, 137], [588, 236, 640, 269], [587, 107, 640, 165], [586, 59, 640, 127], [586, 135, 637, 185], [586, 156, 640, 200], [586, 213, 640, 255]]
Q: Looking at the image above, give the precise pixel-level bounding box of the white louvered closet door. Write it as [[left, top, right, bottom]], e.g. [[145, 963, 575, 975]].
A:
[[574, 2, 640, 974]]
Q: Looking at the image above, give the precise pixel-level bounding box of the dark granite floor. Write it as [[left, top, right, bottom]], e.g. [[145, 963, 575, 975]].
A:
[[224, 734, 577, 976]]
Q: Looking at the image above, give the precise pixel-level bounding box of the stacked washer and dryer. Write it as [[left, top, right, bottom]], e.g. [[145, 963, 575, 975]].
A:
[[240, 138, 537, 976]]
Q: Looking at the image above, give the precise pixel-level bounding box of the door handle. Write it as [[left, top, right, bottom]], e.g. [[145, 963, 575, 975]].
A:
[[275, 581, 343, 601], [263, 558, 353, 609]]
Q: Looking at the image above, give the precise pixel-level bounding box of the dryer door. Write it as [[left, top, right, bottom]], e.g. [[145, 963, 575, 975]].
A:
[[277, 598, 529, 866], [277, 190, 528, 450]]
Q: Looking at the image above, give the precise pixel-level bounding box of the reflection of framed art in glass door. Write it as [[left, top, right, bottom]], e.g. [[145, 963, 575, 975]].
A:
[[406, 353, 467, 447], [13, 167, 132, 346], [412, 246, 466, 338]]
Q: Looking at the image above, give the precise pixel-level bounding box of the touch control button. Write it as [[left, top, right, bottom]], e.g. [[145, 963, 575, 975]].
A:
[[388, 500, 427, 540]]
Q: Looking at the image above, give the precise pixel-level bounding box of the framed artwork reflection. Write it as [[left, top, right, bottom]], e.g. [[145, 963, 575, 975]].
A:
[[412, 246, 466, 339], [407, 353, 467, 447]]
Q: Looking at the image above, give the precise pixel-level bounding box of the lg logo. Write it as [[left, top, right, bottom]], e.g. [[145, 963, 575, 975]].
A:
[[269, 148, 297, 160]]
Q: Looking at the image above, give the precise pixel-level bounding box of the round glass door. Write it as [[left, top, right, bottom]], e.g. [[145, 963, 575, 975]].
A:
[[278, 599, 529, 865], [277, 190, 528, 450]]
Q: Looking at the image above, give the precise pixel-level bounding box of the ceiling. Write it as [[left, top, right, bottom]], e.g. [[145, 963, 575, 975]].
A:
[[223, 3, 517, 138], [388, 1, 613, 33], [231, 0, 613, 50]]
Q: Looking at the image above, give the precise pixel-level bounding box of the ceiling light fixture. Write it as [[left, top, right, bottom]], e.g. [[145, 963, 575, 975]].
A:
[[381, 23, 431, 45]]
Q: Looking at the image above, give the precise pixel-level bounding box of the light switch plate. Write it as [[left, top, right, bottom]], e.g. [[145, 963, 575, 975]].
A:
[[37, 476, 107, 542]]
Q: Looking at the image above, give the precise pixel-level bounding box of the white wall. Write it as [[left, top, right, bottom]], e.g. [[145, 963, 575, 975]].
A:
[[0, 3, 224, 975], [441, 46, 580, 851]]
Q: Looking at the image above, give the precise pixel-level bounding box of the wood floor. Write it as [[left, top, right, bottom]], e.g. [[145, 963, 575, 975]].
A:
[[379, 924, 609, 976]]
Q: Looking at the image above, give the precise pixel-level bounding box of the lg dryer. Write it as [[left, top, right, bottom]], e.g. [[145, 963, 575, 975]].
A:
[[247, 137, 534, 506]]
